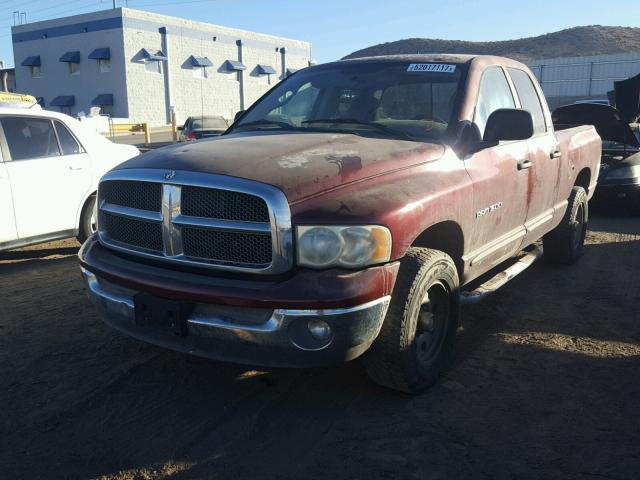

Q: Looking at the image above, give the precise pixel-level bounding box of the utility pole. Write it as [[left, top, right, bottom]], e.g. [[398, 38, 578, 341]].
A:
[[112, 0, 117, 8]]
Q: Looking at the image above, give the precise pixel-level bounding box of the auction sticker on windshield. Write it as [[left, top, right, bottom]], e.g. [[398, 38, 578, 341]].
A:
[[407, 63, 456, 73]]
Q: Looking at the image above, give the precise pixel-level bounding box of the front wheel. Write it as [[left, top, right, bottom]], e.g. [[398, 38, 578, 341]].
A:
[[543, 186, 588, 264], [77, 195, 97, 244], [363, 248, 460, 394]]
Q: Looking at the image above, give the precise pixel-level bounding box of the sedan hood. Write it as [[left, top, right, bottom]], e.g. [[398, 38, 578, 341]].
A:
[[552, 103, 640, 147], [115, 132, 444, 203]]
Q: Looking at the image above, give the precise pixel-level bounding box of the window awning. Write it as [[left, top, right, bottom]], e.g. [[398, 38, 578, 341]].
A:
[[92, 94, 113, 106], [88, 48, 110, 60], [21, 56, 41, 67], [141, 49, 167, 61], [59, 51, 80, 63], [225, 60, 246, 71], [286, 68, 298, 76], [50, 96, 75, 107], [190, 56, 213, 67], [257, 64, 276, 75]]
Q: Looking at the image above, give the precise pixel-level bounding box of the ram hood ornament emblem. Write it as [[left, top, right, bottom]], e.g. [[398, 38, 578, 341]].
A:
[[164, 170, 176, 180]]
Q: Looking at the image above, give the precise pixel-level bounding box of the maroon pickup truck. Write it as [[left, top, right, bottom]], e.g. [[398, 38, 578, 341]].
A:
[[79, 54, 601, 393]]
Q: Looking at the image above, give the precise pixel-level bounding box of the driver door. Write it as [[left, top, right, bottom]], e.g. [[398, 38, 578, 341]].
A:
[[463, 67, 531, 278]]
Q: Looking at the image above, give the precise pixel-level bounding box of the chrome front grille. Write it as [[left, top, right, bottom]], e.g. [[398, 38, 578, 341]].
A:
[[101, 180, 162, 212], [97, 169, 293, 274], [102, 213, 164, 253], [181, 186, 270, 222]]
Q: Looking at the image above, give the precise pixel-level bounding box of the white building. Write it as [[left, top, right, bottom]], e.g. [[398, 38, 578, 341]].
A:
[[527, 52, 640, 109], [12, 8, 312, 125]]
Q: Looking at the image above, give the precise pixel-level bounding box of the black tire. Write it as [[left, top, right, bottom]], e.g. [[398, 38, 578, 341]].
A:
[[77, 195, 97, 244], [363, 248, 460, 394], [543, 186, 588, 265]]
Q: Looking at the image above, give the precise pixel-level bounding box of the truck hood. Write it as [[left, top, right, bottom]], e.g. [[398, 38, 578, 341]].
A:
[[552, 103, 640, 147], [115, 131, 444, 203]]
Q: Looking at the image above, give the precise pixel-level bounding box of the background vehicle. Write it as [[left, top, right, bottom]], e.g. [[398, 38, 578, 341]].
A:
[[0, 107, 139, 251], [178, 115, 229, 141], [80, 55, 601, 393], [554, 103, 640, 215]]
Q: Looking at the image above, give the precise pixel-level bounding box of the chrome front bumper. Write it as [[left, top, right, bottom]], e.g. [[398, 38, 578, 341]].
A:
[[81, 268, 391, 367]]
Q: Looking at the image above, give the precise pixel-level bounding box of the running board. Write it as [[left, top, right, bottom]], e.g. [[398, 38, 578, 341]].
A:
[[460, 246, 543, 304]]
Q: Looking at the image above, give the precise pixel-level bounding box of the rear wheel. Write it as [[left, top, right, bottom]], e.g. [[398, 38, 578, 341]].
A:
[[363, 248, 459, 394], [543, 186, 588, 264], [77, 195, 97, 244]]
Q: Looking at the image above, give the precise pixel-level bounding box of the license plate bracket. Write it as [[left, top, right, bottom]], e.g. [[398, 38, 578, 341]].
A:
[[134, 293, 188, 337]]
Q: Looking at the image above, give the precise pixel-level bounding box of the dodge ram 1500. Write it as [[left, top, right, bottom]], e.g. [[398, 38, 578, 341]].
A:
[[79, 55, 601, 393]]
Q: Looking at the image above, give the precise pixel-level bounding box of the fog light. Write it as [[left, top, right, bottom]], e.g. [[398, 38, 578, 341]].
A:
[[308, 319, 331, 340]]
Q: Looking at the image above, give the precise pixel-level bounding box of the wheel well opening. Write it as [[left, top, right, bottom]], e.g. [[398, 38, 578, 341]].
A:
[[411, 221, 465, 278], [575, 168, 591, 193]]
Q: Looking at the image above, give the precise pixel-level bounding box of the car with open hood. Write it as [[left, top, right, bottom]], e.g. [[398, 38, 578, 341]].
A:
[[554, 103, 640, 215], [79, 54, 601, 393]]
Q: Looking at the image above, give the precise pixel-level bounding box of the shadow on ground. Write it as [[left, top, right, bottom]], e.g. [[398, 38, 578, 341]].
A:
[[1, 219, 639, 479]]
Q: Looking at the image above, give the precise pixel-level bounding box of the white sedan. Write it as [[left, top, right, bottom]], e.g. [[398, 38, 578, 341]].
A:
[[0, 108, 139, 251]]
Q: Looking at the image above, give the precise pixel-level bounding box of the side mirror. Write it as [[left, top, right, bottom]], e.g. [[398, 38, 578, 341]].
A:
[[177, 125, 183, 131], [234, 110, 245, 123], [483, 109, 534, 143]]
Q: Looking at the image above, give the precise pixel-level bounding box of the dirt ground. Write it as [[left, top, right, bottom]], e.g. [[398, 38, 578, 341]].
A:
[[1, 214, 639, 480]]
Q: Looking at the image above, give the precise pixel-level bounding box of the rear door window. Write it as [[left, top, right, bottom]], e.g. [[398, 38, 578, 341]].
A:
[[474, 68, 516, 137], [54, 121, 84, 155], [508, 68, 546, 134], [1, 117, 61, 161]]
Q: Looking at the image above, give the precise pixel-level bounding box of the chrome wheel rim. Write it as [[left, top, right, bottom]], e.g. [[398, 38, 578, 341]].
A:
[[90, 204, 98, 234]]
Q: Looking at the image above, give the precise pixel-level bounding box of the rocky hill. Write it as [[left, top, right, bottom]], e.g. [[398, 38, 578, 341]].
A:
[[343, 26, 640, 62]]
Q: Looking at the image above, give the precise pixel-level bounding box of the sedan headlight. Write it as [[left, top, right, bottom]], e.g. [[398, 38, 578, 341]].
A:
[[605, 164, 640, 180], [296, 225, 392, 268]]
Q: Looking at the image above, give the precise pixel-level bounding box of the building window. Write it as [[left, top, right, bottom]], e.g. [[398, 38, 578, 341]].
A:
[[30, 65, 41, 78], [99, 59, 111, 73], [69, 62, 80, 75], [145, 60, 162, 74], [193, 67, 208, 79]]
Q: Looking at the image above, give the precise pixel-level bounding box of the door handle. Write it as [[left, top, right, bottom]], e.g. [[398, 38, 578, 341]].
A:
[[69, 166, 83, 171], [517, 159, 532, 170], [550, 149, 562, 159]]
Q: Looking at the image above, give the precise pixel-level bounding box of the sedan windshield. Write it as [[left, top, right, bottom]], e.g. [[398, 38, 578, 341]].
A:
[[231, 62, 464, 142]]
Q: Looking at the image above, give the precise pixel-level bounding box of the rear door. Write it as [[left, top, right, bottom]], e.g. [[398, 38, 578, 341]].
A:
[[464, 67, 530, 276], [0, 156, 17, 244], [1, 115, 92, 239], [507, 68, 561, 243]]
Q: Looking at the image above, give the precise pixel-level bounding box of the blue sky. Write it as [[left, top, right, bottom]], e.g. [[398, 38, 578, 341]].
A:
[[1, 0, 639, 67]]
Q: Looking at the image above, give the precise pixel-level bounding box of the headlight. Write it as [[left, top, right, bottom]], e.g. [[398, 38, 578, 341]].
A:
[[605, 164, 640, 180], [297, 225, 392, 268]]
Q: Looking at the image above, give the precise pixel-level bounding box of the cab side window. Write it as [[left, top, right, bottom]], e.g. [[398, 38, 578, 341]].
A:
[[54, 121, 84, 155], [474, 68, 515, 138], [0, 117, 61, 161], [507, 68, 546, 135]]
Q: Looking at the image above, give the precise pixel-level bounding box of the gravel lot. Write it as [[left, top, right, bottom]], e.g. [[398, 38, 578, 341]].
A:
[[1, 214, 639, 480]]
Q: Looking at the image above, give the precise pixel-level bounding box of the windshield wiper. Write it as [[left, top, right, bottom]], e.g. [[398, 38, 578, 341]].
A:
[[302, 118, 416, 141], [233, 120, 296, 131]]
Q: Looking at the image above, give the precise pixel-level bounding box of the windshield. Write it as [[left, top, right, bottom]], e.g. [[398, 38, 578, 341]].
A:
[[231, 62, 464, 142], [192, 117, 229, 130]]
